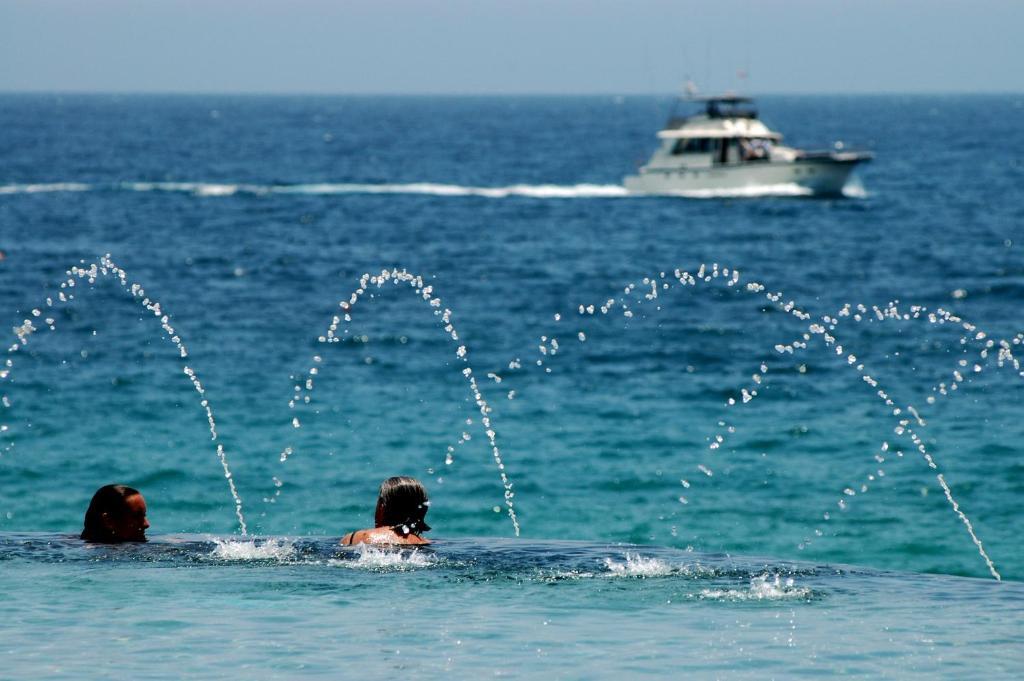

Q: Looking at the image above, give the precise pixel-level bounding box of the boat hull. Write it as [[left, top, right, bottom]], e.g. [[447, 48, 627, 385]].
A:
[[623, 158, 863, 197]]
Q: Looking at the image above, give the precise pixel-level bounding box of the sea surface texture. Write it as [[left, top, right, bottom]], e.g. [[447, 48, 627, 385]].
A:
[[1, 94, 1022, 678]]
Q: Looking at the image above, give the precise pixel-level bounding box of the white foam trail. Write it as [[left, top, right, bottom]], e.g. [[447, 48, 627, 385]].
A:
[[699, 574, 811, 601], [333, 544, 435, 570], [210, 538, 296, 561], [0, 182, 92, 195], [656, 183, 813, 198], [603, 553, 673, 577], [194, 184, 241, 197], [5, 180, 627, 198], [0, 179, 864, 199], [271, 182, 629, 198], [121, 181, 250, 196], [842, 176, 869, 198]]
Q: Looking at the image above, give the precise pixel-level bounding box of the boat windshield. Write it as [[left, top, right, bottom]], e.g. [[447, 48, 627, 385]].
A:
[[671, 138, 715, 154], [672, 136, 774, 164]]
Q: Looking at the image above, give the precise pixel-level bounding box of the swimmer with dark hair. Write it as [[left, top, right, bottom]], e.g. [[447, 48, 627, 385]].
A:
[[341, 476, 432, 546], [81, 484, 150, 543]]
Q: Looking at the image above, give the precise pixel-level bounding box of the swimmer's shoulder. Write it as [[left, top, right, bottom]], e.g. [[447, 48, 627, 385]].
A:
[[340, 528, 393, 545], [340, 529, 431, 546], [403, 534, 431, 545], [340, 530, 368, 546]]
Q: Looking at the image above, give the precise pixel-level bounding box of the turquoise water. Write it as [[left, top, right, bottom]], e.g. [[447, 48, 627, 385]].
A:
[[1, 94, 1023, 676]]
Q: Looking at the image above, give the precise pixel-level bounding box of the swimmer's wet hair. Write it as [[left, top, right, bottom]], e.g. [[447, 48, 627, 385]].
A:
[[378, 476, 431, 535], [81, 484, 141, 542]]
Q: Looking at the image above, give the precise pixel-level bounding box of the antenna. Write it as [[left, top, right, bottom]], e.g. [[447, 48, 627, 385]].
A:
[[703, 40, 711, 94], [736, 68, 748, 94]]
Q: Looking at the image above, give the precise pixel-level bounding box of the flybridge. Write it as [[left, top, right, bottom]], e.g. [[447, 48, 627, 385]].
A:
[[665, 94, 759, 128], [688, 95, 758, 119]]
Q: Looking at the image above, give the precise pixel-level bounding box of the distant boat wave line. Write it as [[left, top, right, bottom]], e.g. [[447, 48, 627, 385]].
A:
[[0, 180, 864, 199]]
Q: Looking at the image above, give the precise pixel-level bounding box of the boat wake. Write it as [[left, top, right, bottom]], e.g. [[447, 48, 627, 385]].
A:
[[661, 183, 814, 198], [648, 181, 866, 198], [0, 180, 629, 199], [0, 179, 865, 199], [0, 182, 92, 195]]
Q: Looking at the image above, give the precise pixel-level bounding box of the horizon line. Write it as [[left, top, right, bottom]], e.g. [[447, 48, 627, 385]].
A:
[[2, 88, 1023, 98]]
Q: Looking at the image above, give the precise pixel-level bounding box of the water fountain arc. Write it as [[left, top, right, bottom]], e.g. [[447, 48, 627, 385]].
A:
[[504, 262, 1005, 579], [1, 255, 248, 535], [277, 267, 521, 536], [1, 255, 1011, 578]]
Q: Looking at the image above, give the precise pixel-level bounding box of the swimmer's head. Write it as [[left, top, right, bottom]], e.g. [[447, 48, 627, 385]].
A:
[[81, 484, 150, 543], [375, 476, 431, 536]]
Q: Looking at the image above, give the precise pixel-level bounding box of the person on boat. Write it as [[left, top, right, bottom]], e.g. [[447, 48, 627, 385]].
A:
[[341, 476, 432, 546], [81, 484, 150, 543]]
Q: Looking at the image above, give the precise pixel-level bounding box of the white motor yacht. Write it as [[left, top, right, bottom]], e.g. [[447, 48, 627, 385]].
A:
[[624, 95, 871, 196]]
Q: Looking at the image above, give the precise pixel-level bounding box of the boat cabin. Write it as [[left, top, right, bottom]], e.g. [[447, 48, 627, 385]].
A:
[[646, 95, 788, 170]]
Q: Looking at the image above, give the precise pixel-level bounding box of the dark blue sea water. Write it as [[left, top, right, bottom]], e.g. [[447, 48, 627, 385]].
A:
[[1, 94, 1022, 677]]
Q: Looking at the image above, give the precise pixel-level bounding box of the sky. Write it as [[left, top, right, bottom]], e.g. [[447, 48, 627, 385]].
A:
[[2, 0, 1022, 95]]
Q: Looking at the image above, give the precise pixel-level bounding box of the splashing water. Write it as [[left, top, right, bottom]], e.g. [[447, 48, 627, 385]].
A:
[[699, 573, 812, 601], [1, 255, 248, 535], [603, 553, 674, 577], [279, 268, 520, 536], [210, 537, 295, 561], [334, 544, 436, 570]]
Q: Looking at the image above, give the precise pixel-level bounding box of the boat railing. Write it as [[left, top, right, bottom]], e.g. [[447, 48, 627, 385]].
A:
[[664, 106, 760, 129], [797, 150, 875, 162]]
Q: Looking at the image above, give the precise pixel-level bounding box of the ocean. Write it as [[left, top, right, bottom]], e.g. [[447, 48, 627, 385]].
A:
[[1, 93, 1022, 678]]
